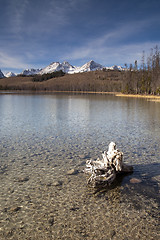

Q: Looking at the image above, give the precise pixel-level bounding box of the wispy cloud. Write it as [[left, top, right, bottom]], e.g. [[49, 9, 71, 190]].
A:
[[39, 0, 89, 34], [0, 51, 31, 69], [6, 0, 88, 36], [3, 0, 74, 37], [63, 18, 160, 66], [1, 0, 160, 72], [65, 40, 160, 67], [7, 0, 29, 34]]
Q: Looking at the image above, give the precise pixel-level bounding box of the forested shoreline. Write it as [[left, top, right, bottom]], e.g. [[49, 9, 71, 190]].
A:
[[122, 46, 160, 95], [0, 47, 160, 95]]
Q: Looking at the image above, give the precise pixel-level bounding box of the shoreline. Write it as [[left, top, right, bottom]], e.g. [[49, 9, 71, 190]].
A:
[[115, 93, 160, 102], [0, 90, 117, 95], [0, 90, 160, 101]]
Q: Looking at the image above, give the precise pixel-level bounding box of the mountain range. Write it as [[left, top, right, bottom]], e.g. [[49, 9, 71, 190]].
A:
[[0, 60, 124, 78]]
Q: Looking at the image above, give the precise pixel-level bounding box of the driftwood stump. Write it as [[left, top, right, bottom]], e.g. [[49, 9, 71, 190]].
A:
[[85, 142, 133, 187]]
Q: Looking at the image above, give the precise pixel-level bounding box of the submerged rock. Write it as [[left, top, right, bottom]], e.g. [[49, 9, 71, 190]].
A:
[[121, 163, 133, 173], [52, 181, 63, 186], [66, 169, 79, 175], [16, 176, 29, 182], [130, 178, 142, 184], [79, 154, 90, 159]]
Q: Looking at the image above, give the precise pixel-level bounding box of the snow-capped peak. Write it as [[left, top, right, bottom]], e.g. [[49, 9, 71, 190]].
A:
[[105, 65, 124, 71], [78, 60, 104, 72], [11, 60, 124, 77], [5, 72, 16, 78], [39, 62, 61, 75], [39, 60, 104, 74], [39, 61, 75, 75]]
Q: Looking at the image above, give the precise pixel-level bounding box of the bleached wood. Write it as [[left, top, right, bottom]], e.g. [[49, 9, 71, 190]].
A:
[[85, 142, 133, 187]]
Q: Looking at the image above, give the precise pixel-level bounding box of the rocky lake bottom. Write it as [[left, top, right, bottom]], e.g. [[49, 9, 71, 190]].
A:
[[0, 135, 159, 240], [0, 93, 160, 239]]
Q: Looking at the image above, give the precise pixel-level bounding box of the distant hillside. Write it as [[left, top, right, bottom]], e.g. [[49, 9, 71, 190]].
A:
[[0, 70, 123, 92], [1, 45, 160, 95], [0, 67, 160, 94]]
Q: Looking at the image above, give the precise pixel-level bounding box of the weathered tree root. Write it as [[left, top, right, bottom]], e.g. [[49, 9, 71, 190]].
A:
[[85, 142, 133, 187]]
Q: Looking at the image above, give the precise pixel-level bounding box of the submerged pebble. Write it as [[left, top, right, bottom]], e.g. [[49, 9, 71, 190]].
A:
[[110, 230, 116, 238], [9, 206, 21, 213], [152, 175, 160, 182], [48, 217, 54, 226], [76, 161, 86, 166]]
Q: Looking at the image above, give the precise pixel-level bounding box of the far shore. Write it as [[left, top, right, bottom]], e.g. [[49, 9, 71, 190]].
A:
[[0, 70, 159, 97], [1, 89, 160, 102]]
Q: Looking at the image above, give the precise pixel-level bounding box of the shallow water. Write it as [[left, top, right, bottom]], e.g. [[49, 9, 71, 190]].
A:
[[0, 93, 159, 240]]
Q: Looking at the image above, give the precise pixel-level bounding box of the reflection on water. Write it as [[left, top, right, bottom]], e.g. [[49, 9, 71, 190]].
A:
[[0, 93, 159, 240]]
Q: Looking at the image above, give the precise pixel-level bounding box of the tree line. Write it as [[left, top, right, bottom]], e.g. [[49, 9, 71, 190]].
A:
[[32, 70, 65, 82], [0, 46, 159, 94], [122, 46, 160, 94]]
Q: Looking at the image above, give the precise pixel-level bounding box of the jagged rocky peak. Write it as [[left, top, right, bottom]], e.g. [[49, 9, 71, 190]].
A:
[[20, 68, 42, 76], [89, 60, 104, 69], [61, 61, 75, 72], [0, 69, 5, 78], [49, 62, 60, 67], [62, 61, 71, 66]]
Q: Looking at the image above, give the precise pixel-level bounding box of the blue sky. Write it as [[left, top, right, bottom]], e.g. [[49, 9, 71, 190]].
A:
[[0, 0, 160, 74]]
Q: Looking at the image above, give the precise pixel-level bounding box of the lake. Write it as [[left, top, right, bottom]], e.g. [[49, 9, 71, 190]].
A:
[[0, 93, 159, 240]]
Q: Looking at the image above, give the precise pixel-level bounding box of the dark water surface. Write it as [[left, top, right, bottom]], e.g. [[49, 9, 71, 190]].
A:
[[0, 93, 159, 239]]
